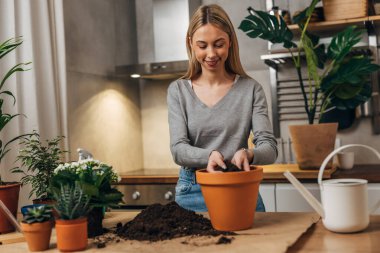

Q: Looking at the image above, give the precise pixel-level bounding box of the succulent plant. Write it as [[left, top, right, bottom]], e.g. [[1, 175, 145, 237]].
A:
[[53, 182, 91, 220], [22, 205, 53, 224]]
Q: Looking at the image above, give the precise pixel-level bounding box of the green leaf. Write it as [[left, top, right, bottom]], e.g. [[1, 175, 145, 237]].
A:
[[0, 62, 31, 90], [0, 91, 16, 105], [327, 26, 362, 63], [335, 82, 363, 99], [0, 37, 23, 59], [321, 57, 379, 109], [303, 35, 320, 87], [292, 0, 321, 26], [80, 182, 99, 197], [239, 9, 296, 49]]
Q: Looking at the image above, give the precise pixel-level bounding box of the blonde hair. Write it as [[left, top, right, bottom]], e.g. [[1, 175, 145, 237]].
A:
[[182, 4, 248, 80]]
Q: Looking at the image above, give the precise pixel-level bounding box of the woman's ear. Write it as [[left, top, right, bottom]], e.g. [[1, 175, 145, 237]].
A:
[[189, 36, 193, 48]]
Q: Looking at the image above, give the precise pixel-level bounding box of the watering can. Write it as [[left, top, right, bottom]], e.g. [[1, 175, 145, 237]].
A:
[[284, 144, 380, 233]]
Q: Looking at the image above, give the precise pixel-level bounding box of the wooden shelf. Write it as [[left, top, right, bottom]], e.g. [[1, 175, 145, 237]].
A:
[[288, 15, 380, 32]]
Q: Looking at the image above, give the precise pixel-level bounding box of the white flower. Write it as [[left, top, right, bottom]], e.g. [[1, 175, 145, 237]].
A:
[[54, 164, 64, 174], [70, 162, 79, 168]]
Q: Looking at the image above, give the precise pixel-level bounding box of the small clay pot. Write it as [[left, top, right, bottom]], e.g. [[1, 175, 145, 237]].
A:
[[55, 217, 88, 252], [21, 220, 52, 251], [196, 166, 263, 231]]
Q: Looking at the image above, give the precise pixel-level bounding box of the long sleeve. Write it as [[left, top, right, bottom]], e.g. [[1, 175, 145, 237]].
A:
[[251, 84, 278, 165], [167, 82, 212, 168]]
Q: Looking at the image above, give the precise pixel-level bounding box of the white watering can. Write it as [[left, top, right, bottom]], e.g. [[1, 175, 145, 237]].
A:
[[284, 144, 380, 233]]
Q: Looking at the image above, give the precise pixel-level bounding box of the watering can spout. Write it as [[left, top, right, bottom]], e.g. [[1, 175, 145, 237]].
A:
[[283, 170, 325, 218]]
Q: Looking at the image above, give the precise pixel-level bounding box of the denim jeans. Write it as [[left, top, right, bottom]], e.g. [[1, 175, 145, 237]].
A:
[[175, 167, 266, 212]]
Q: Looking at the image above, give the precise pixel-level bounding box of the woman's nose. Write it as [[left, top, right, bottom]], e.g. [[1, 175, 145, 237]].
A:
[[206, 47, 217, 58]]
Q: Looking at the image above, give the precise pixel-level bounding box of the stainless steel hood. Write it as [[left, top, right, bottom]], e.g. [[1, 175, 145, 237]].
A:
[[115, 0, 200, 80], [115, 60, 188, 80]]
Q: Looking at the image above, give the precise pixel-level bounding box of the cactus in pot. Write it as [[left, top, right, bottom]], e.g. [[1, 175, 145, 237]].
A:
[[52, 182, 91, 252], [21, 205, 53, 252]]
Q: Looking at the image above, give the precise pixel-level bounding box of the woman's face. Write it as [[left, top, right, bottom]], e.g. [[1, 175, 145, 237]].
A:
[[190, 24, 230, 73]]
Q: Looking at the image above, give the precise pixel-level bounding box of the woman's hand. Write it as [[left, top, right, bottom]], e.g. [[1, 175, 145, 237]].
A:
[[207, 151, 226, 173], [231, 148, 254, 171]]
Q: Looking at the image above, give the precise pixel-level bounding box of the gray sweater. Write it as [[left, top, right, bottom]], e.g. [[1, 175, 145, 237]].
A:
[[167, 76, 277, 168]]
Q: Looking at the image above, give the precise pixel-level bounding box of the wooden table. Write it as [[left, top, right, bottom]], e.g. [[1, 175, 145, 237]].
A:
[[289, 215, 380, 252], [2, 213, 380, 252]]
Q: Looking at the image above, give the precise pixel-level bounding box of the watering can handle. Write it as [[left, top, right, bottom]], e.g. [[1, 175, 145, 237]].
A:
[[318, 144, 380, 186]]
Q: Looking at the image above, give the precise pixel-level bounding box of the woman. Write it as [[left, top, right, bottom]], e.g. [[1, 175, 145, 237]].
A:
[[167, 4, 277, 212]]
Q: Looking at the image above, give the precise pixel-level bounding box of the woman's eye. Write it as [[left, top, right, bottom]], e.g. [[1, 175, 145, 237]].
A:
[[215, 44, 224, 48], [199, 46, 207, 49]]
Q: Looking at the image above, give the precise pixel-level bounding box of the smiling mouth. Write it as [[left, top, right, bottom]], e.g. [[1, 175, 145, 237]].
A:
[[205, 59, 219, 67]]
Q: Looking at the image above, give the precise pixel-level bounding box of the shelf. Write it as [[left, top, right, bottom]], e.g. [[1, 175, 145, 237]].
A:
[[288, 15, 380, 33]]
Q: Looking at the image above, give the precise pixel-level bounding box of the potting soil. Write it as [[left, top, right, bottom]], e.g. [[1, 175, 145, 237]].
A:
[[116, 201, 235, 242], [216, 160, 243, 172]]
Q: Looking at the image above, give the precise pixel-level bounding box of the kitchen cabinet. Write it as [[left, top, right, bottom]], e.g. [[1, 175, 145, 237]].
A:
[[368, 183, 380, 215], [275, 182, 380, 213], [259, 183, 276, 212], [275, 183, 321, 212]]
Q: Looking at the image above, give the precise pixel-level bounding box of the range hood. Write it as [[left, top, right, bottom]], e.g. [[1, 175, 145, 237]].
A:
[[116, 60, 188, 80], [116, 0, 200, 80]]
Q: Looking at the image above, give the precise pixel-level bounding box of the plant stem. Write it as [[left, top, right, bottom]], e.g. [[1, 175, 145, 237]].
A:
[[296, 66, 312, 123]]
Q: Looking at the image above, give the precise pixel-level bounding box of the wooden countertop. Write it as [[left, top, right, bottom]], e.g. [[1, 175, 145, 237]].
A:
[[331, 164, 380, 183], [118, 164, 380, 184], [118, 164, 337, 184], [2, 212, 380, 253]]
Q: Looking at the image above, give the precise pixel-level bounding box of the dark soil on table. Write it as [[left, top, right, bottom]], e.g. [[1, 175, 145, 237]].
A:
[[115, 202, 235, 242]]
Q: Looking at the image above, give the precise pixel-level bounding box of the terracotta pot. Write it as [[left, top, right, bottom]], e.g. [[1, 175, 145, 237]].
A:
[[0, 183, 20, 233], [21, 220, 52, 251], [55, 217, 88, 252], [289, 123, 338, 170], [196, 166, 263, 231]]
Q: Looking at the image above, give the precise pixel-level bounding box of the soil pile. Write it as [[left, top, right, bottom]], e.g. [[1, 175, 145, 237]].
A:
[[116, 202, 235, 242]]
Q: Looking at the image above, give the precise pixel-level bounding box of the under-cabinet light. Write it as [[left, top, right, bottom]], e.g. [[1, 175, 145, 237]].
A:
[[130, 74, 141, 78]]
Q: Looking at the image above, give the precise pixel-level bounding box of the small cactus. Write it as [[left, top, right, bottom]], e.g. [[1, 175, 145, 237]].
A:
[[53, 182, 91, 220], [23, 205, 53, 224]]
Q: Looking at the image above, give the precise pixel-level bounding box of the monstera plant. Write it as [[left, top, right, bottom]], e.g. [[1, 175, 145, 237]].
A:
[[239, 0, 380, 125], [239, 0, 380, 170]]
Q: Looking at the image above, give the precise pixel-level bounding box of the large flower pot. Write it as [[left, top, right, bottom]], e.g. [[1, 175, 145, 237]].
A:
[[196, 166, 263, 231], [21, 220, 52, 251], [55, 217, 88, 252], [289, 123, 338, 170], [0, 183, 20, 233]]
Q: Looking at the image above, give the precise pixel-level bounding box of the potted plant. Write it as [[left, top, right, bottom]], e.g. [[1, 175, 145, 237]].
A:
[[53, 182, 90, 252], [50, 159, 123, 237], [20, 205, 53, 251], [0, 37, 31, 233], [12, 131, 67, 204], [239, 0, 380, 169]]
